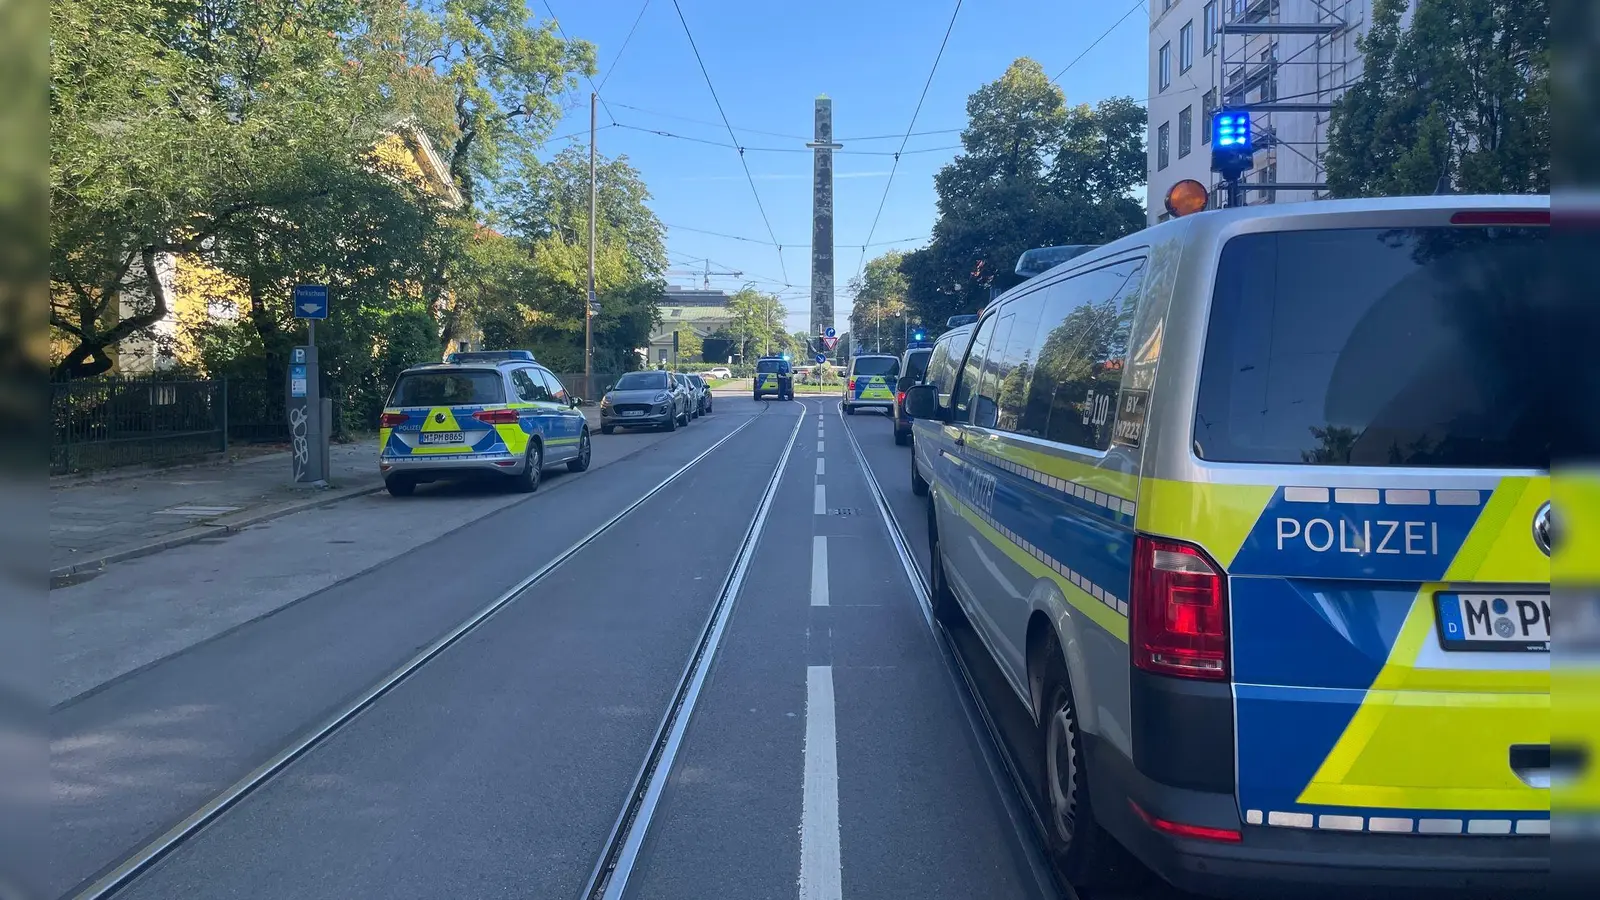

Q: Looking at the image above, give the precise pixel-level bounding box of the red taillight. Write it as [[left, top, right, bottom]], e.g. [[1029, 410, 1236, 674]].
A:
[[849, 377, 857, 391], [1450, 209, 1549, 226], [1129, 800, 1242, 843], [1131, 535, 1228, 680], [897, 391, 906, 405], [472, 408, 520, 425], [379, 412, 408, 428]]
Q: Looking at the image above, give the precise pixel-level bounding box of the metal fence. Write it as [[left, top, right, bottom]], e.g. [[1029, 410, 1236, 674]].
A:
[[554, 373, 622, 404], [51, 376, 228, 475]]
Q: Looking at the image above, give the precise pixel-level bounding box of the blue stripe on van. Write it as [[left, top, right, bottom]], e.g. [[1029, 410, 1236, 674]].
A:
[[964, 450, 1136, 608]]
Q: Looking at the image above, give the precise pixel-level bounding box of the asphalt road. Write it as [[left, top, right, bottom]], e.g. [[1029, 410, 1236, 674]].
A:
[[53, 395, 1208, 900]]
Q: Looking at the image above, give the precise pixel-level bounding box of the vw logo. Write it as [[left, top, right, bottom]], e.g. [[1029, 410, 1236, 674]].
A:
[[434, 412, 445, 424], [1534, 502, 1552, 557]]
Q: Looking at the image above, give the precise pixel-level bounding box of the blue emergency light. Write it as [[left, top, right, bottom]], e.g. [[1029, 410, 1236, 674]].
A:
[[447, 349, 536, 364], [1210, 109, 1255, 181], [911, 328, 926, 342]]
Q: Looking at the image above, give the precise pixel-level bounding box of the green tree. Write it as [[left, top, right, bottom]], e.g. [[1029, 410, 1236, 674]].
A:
[[727, 287, 785, 359], [670, 324, 703, 364], [901, 59, 1146, 330], [1325, 0, 1549, 197], [848, 250, 910, 356]]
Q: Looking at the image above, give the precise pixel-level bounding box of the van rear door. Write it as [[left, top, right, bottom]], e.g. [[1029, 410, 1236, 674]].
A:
[[1190, 219, 1552, 837]]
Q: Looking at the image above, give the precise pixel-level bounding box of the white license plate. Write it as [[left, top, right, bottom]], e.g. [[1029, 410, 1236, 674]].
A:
[[1436, 592, 1550, 651], [622, 410, 644, 417], [418, 431, 465, 445]]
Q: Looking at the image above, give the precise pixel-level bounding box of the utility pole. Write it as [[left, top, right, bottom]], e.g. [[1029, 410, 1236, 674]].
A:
[[586, 91, 597, 393]]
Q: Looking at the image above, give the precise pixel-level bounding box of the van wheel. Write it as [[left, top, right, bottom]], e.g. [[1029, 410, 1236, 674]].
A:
[[601, 425, 614, 435], [385, 476, 415, 498], [1040, 652, 1116, 889], [844, 404, 855, 415], [926, 504, 959, 625], [513, 442, 542, 493], [894, 427, 909, 446], [567, 429, 591, 473], [911, 459, 928, 497]]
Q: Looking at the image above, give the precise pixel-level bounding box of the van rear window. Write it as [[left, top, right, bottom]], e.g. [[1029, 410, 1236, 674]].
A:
[[1193, 226, 1551, 469], [903, 349, 932, 383], [388, 370, 505, 407], [852, 356, 899, 377]]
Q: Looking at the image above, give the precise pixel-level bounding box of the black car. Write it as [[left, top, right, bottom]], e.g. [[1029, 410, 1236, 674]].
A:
[[892, 345, 934, 445]]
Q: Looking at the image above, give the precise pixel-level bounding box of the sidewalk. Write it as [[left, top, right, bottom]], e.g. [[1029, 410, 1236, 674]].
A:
[[50, 409, 603, 581]]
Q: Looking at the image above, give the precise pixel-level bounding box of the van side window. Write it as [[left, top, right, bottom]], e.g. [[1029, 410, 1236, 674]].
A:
[[972, 312, 1016, 429], [1026, 259, 1147, 450], [994, 294, 1045, 434], [511, 368, 545, 403], [538, 369, 568, 405], [952, 316, 997, 422]]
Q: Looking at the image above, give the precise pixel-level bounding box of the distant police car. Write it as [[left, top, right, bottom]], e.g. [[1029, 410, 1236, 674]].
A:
[[842, 353, 898, 415], [753, 356, 794, 401], [378, 350, 590, 497], [905, 193, 1552, 897]]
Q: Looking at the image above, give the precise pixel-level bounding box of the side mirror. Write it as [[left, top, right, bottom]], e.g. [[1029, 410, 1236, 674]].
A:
[[904, 384, 942, 420], [570, 396, 583, 408]]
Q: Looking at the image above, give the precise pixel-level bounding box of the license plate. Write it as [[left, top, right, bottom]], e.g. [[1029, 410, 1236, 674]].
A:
[[622, 410, 644, 417], [1435, 592, 1550, 652], [418, 431, 465, 445]]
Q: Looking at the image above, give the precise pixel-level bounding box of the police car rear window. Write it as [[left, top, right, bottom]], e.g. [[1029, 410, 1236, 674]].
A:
[[756, 359, 789, 373], [852, 356, 899, 377], [903, 350, 932, 383], [388, 370, 505, 407], [1193, 225, 1551, 469]]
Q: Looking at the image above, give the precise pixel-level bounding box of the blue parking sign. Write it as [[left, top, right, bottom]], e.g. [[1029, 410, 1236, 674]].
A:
[[293, 284, 329, 319]]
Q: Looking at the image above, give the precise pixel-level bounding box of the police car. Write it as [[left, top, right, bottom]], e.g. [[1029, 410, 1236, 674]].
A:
[[842, 353, 899, 415], [378, 350, 590, 497], [753, 355, 794, 401], [904, 191, 1551, 897]]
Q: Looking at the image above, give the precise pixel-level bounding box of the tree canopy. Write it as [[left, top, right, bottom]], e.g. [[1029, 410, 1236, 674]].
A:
[[1325, 0, 1549, 197], [847, 250, 910, 357], [892, 58, 1146, 331]]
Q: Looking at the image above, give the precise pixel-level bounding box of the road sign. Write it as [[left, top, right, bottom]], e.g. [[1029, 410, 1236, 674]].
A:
[[814, 353, 827, 364], [824, 326, 836, 338], [289, 364, 308, 398], [821, 335, 838, 351], [293, 284, 329, 319]]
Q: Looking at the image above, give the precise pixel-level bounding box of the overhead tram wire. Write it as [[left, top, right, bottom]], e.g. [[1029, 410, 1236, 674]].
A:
[[541, 1, 619, 124], [1052, 0, 1146, 84], [851, 0, 965, 291], [596, 0, 652, 92], [668, 0, 789, 285]]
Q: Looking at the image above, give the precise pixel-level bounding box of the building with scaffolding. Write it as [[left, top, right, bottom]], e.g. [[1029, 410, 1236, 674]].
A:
[[1146, 0, 1399, 224]]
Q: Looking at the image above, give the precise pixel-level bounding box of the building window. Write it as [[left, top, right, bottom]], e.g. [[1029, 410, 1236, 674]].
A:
[[1204, 2, 1218, 53], [1178, 106, 1193, 158], [1201, 89, 1218, 144], [1158, 43, 1172, 92], [1180, 22, 1194, 73], [1158, 122, 1171, 170]]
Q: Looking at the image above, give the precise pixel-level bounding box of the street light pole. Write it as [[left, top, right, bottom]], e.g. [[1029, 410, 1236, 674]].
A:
[[586, 91, 597, 394]]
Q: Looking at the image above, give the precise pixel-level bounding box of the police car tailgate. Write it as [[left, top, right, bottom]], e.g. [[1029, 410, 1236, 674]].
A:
[[1185, 216, 1553, 845]]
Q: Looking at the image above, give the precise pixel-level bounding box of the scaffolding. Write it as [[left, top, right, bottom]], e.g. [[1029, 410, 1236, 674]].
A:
[[1214, 0, 1365, 205]]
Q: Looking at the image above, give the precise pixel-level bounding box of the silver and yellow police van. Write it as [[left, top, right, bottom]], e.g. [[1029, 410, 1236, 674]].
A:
[[904, 190, 1551, 897], [843, 353, 899, 415]]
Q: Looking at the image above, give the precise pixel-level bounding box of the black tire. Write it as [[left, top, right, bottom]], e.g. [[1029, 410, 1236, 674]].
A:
[[384, 476, 415, 498], [706, 399, 714, 414], [567, 428, 591, 473], [600, 425, 614, 435], [844, 404, 856, 416], [663, 412, 676, 432], [926, 505, 960, 625], [513, 441, 542, 493], [1039, 652, 1117, 889], [911, 458, 929, 497], [894, 427, 909, 446]]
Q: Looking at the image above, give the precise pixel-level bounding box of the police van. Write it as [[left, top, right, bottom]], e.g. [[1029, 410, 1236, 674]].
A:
[[903, 192, 1551, 897], [843, 353, 899, 415]]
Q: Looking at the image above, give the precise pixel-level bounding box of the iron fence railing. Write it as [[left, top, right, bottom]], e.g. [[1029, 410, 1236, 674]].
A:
[[51, 376, 227, 475], [554, 373, 622, 404]]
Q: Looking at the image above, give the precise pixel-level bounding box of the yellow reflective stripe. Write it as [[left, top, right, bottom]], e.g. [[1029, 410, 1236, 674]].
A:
[[1136, 479, 1275, 568], [1445, 475, 1550, 583]]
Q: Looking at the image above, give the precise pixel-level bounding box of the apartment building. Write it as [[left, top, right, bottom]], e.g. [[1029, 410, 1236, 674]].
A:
[[1146, 0, 1382, 225]]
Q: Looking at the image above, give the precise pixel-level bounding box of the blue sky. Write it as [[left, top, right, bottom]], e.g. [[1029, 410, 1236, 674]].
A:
[[535, 0, 1149, 334]]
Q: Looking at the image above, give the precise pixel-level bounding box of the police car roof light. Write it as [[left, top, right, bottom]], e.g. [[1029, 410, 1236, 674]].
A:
[[945, 314, 979, 328], [447, 349, 536, 364], [1015, 245, 1100, 279]]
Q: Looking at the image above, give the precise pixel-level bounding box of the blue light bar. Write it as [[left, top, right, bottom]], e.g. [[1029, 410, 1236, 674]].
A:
[[1212, 110, 1252, 151], [946, 314, 979, 327], [1015, 245, 1100, 279], [446, 349, 536, 364]]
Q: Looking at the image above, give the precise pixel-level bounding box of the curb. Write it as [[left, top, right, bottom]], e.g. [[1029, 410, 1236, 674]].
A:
[[50, 480, 387, 586]]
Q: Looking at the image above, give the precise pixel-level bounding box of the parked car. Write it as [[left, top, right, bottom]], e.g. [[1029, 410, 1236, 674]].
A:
[[686, 373, 713, 416], [702, 366, 733, 380], [672, 372, 701, 420], [599, 370, 691, 433], [892, 344, 935, 445], [377, 350, 589, 496]]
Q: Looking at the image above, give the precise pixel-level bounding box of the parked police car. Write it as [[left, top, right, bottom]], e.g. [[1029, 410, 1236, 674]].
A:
[[378, 350, 590, 497], [905, 191, 1551, 898]]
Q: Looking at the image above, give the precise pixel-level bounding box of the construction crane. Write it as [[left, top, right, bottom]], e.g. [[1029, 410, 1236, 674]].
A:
[[666, 258, 743, 290]]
